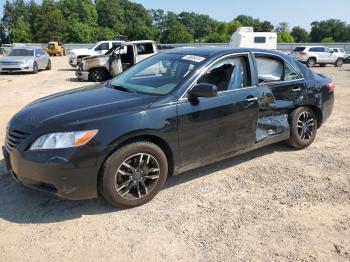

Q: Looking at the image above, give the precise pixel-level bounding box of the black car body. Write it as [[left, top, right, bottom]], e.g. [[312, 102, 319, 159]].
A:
[[3, 48, 334, 208]]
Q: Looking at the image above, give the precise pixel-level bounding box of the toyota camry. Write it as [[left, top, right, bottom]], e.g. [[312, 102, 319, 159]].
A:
[[3, 48, 334, 208]]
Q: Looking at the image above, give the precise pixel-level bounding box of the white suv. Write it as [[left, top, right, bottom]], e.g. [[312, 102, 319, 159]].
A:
[[290, 46, 344, 67]]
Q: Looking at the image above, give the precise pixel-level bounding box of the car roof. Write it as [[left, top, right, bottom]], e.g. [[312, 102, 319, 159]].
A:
[[162, 47, 288, 58]]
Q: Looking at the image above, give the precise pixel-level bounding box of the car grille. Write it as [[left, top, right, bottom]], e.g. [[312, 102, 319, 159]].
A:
[[1, 61, 21, 65], [5, 129, 30, 151]]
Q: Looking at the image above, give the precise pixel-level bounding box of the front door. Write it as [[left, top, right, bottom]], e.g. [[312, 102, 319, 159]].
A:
[[177, 54, 260, 167]]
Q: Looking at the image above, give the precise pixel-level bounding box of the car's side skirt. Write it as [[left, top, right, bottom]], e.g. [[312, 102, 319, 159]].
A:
[[173, 130, 290, 176]]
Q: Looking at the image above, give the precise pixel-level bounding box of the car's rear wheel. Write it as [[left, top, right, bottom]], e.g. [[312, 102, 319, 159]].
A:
[[90, 68, 109, 82], [335, 58, 343, 67], [46, 59, 51, 70], [288, 107, 318, 149], [33, 62, 39, 74], [306, 58, 316, 68], [100, 141, 168, 208]]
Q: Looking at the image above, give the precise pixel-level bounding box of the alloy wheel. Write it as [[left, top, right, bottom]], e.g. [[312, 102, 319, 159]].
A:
[[297, 111, 315, 140], [115, 153, 160, 200]]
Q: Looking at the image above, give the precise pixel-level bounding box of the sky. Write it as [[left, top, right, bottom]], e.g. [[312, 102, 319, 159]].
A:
[[0, 0, 349, 31]]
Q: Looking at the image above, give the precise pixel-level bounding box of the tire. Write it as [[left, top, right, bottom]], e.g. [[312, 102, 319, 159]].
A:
[[100, 141, 168, 208], [90, 68, 109, 82], [32, 62, 39, 74], [287, 107, 318, 149], [46, 59, 51, 70], [306, 58, 316, 68], [335, 58, 343, 67]]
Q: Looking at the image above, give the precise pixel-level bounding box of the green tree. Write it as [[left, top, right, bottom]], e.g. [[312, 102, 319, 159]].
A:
[[33, 0, 67, 42], [235, 15, 274, 32], [310, 19, 348, 42], [95, 0, 125, 34], [321, 37, 335, 43], [275, 22, 289, 34], [121, 0, 158, 40], [177, 12, 217, 41], [60, 0, 97, 26], [291, 26, 309, 42], [277, 31, 294, 43], [160, 12, 193, 43], [10, 17, 32, 42]]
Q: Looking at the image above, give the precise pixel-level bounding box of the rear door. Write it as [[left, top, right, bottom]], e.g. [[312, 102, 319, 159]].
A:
[[253, 53, 304, 141], [177, 53, 260, 166]]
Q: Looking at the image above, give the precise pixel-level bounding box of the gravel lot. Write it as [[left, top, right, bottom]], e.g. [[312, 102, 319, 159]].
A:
[[0, 57, 349, 262]]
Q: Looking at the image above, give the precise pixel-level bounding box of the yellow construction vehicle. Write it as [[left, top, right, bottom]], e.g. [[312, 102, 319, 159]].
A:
[[46, 37, 66, 56]]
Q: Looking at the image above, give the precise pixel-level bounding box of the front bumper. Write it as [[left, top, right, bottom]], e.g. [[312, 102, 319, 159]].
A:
[[0, 64, 33, 72], [76, 70, 90, 81], [2, 145, 103, 200]]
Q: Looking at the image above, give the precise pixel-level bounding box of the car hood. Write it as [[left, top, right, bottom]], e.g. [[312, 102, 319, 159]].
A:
[[12, 83, 159, 129], [0, 56, 33, 62], [70, 48, 95, 56]]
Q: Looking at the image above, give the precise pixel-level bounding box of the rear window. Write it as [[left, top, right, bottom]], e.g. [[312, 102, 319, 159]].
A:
[[293, 47, 306, 52]]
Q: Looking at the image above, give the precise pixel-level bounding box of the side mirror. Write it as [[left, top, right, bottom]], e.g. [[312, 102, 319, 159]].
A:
[[189, 83, 217, 99]]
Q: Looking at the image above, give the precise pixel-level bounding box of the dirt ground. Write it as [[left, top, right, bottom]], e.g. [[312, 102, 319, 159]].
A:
[[0, 57, 349, 262]]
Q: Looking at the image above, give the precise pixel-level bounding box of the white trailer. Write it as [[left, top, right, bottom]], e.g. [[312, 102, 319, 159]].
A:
[[229, 27, 277, 50]]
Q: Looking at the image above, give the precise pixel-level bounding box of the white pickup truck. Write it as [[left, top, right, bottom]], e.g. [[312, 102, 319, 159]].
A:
[[68, 40, 125, 67], [76, 40, 158, 82]]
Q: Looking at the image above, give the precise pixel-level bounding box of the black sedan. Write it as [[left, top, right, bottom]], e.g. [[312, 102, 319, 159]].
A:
[[3, 48, 334, 208]]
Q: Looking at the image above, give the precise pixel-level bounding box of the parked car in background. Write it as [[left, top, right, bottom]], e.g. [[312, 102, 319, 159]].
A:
[[344, 54, 350, 64], [68, 40, 125, 67], [332, 48, 346, 56], [3, 48, 334, 208], [0, 47, 51, 74], [76, 40, 157, 82], [290, 46, 344, 67]]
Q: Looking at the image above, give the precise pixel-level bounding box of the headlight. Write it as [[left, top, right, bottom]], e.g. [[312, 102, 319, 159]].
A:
[[30, 130, 98, 150]]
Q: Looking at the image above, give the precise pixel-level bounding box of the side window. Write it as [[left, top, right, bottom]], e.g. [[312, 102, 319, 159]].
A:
[[95, 43, 109, 51], [325, 47, 332, 53], [333, 49, 338, 53], [284, 63, 300, 81], [254, 37, 266, 44], [256, 57, 283, 82], [137, 43, 154, 55], [197, 56, 250, 92], [35, 49, 41, 56]]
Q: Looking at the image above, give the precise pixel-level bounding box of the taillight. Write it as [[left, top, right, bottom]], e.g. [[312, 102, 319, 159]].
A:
[[299, 52, 307, 55], [327, 83, 335, 93]]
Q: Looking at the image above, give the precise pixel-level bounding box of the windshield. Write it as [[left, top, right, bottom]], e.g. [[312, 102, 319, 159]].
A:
[[9, 49, 34, 56], [110, 53, 207, 95]]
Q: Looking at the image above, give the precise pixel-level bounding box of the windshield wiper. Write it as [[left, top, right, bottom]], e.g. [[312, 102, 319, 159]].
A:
[[106, 81, 134, 93]]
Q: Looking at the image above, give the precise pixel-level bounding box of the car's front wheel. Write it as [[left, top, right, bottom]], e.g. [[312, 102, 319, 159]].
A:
[[90, 68, 109, 82], [335, 58, 343, 67], [100, 141, 168, 208], [46, 59, 51, 70], [288, 107, 318, 149], [33, 62, 39, 74]]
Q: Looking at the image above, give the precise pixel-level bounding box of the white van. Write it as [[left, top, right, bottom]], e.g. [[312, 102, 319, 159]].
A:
[[229, 27, 277, 50]]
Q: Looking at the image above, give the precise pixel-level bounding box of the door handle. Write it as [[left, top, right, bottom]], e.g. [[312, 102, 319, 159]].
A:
[[291, 87, 302, 92], [246, 96, 259, 102]]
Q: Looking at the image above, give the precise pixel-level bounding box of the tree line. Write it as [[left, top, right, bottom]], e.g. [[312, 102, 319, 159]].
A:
[[1, 0, 350, 44]]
